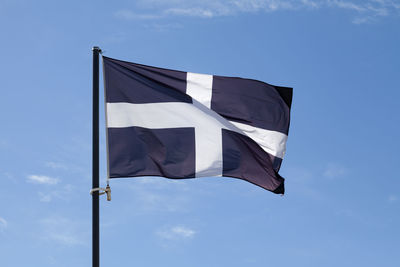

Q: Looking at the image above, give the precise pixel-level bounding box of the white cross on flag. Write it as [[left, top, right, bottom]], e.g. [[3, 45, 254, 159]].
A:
[[103, 56, 292, 194]]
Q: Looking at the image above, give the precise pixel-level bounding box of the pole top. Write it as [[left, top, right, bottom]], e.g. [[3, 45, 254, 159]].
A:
[[92, 46, 102, 52]]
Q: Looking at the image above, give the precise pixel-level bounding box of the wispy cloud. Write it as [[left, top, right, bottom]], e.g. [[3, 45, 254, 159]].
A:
[[284, 166, 324, 199], [0, 139, 8, 148], [156, 225, 196, 240], [115, 0, 400, 24], [48, 233, 83, 246], [114, 9, 161, 20], [39, 217, 88, 246], [4, 172, 15, 182], [45, 161, 67, 170], [144, 22, 184, 31], [96, 179, 190, 216], [165, 7, 216, 17], [27, 175, 59, 185], [38, 192, 52, 202], [131, 186, 190, 213], [38, 184, 74, 202], [301, 0, 321, 9], [388, 194, 398, 203], [0, 217, 7, 232], [232, 0, 297, 12], [329, 0, 367, 12], [328, 0, 399, 23], [323, 163, 347, 179], [352, 16, 375, 24]]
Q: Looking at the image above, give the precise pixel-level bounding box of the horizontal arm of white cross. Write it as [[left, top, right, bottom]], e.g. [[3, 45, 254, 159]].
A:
[[107, 100, 287, 177]]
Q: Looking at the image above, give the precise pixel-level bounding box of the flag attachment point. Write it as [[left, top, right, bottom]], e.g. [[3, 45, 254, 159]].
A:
[[90, 185, 111, 201]]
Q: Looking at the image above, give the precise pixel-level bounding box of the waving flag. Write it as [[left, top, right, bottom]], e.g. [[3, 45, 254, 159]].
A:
[[102, 56, 292, 194]]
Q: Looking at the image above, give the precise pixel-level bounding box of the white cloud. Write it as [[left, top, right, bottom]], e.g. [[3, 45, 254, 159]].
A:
[[27, 175, 59, 185], [301, 0, 321, 8], [0, 217, 7, 232], [165, 7, 216, 17], [232, 0, 296, 12], [115, 0, 400, 23], [327, 0, 399, 23], [114, 9, 161, 20], [157, 225, 196, 240], [329, 0, 367, 12]]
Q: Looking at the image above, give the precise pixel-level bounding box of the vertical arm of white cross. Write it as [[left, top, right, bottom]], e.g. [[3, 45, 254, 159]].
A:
[[186, 73, 223, 177]]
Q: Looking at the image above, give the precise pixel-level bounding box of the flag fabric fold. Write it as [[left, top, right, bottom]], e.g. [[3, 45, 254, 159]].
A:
[[102, 56, 292, 194]]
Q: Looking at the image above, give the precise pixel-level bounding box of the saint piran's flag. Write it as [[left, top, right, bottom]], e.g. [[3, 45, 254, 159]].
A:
[[102, 56, 292, 194]]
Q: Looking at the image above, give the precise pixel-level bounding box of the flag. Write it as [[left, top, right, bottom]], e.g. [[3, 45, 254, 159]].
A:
[[102, 56, 292, 194]]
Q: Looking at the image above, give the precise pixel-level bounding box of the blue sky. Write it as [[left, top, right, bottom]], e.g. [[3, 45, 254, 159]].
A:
[[1, 0, 399, 266]]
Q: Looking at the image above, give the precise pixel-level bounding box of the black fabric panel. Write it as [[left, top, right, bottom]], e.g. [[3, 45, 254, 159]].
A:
[[103, 56, 191, 104], [108, 127, 195, 178], [272, 177, 285, 194], [222, 129, 284, 193], [212, 76, 291, 135], [274, 85, 293, 109], [271, 156, 283, 172]]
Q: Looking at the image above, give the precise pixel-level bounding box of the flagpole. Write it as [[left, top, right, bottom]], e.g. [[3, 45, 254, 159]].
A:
[[92, 46, 101, 267]]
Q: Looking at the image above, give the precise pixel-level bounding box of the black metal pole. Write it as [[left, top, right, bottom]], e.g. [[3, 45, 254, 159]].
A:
[[92, 46, 101, 267]]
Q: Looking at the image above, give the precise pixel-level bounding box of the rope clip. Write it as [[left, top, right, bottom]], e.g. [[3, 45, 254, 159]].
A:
[[90, 185, 111, 201]]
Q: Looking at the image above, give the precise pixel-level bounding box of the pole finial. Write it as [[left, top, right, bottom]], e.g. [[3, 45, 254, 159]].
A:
[[92, 46, 102, 53]]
